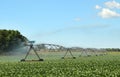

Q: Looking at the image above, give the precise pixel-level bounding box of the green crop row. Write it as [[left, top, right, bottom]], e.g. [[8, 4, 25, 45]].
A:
[[0, 53, 120, 77], [0, 55, 120, 77]]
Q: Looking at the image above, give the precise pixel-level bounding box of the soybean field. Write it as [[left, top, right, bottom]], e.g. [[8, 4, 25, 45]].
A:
[[0, 52, 120, 77]]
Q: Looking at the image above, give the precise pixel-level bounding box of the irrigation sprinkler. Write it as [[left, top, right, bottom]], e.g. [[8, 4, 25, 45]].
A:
[[61, 48, 76, 59], [35, 44, 76, 59], [79, 48, 108, 57], [21, 41, 44, 62], [20, 42, 77, 61], [20, 41, 107, 61], [79, 49, 91, 57]]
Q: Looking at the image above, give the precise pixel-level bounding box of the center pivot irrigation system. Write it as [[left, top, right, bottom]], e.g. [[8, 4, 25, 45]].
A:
[[21, 41, 107, 62], [21, 41, 76, 62]]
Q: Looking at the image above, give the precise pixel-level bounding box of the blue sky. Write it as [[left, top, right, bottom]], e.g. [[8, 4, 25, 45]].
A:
[[0, 0, 120, 48]]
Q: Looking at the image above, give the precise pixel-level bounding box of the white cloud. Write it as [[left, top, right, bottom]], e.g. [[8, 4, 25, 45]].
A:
[[95, 5, 101, 9], [105, 0, 120, 9], [95, 0, 120, 19], [98, 8, 120, 18], [74, 17, 81, 21]]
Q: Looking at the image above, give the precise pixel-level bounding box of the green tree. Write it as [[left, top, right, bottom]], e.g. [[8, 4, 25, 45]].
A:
[[0, 29, 28, 53]]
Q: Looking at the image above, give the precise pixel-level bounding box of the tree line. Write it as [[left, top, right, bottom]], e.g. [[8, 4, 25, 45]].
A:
[[0, 29, 27, 53]]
